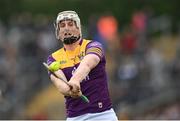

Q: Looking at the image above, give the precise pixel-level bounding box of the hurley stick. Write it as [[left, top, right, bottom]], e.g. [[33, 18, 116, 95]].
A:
[[43, 62, 89, 103]]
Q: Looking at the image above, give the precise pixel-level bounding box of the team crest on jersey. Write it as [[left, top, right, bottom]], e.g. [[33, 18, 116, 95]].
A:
[[98, 102, 103, 108], [78, 51, 85, 60]]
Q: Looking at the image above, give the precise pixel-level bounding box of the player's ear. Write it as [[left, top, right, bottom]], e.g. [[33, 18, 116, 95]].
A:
[[53, 20, 57, 28], [54, 20, 60, 40]]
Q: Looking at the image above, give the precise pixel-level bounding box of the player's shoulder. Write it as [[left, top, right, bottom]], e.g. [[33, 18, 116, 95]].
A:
[[81, 39, 91, 45], [52, 47, 64, 56], [86, 40, 103, 49], [49, 47, 64, 60], [82, 39, 102, 47]]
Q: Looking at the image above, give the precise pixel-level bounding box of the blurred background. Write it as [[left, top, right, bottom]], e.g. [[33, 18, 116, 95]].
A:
[[0, 0, 180, 120]]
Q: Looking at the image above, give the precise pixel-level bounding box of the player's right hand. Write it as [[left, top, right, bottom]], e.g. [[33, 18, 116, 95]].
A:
[[69, 89, 82, 98], [62, 85, 82, 98]]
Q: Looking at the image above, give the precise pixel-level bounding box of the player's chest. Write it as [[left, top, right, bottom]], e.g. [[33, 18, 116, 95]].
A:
[[57, 48, 85, 69]]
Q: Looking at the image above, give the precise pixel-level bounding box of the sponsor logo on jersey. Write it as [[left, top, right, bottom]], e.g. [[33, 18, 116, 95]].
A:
[[60, 60, 67, 64]]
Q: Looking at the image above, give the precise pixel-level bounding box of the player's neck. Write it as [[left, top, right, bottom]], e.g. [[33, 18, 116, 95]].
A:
[[64, 39, 81, 51]]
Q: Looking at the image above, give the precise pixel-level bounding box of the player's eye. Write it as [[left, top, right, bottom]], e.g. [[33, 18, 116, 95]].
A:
[[68, 21, 74, 27], [59, 22, 65, 28]]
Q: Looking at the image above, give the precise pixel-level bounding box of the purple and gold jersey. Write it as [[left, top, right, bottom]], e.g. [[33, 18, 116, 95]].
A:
[[47, 39, 112, 117]]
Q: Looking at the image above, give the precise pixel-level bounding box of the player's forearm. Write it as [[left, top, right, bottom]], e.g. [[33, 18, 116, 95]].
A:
[[71, 54, 100, 83], [71, 63, 91, 83], [50, 74, 70, 96]]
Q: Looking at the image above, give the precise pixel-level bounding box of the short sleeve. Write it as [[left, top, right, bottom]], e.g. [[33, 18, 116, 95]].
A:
[[46, 55, 56, 76], [85, 41, 104, 60], [47, 55, 56, 66]]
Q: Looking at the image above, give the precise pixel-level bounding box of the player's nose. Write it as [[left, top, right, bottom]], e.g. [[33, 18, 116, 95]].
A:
[[64, 33, 72, 36]]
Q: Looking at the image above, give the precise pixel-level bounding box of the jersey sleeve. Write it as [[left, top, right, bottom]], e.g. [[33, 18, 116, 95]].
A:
[[85, 41, 104, 60], [47, 55, 56, 66], [46, 55, 56, 76]]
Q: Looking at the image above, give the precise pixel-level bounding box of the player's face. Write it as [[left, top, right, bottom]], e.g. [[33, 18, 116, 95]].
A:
[[58, 19, 80, 43]]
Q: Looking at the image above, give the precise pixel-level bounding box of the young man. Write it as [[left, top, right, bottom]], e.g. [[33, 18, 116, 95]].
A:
[[47, 10, 118, 121]]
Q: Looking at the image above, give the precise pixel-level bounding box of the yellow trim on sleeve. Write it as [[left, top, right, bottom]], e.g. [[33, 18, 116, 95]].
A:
[[86, 47, 102, 57]]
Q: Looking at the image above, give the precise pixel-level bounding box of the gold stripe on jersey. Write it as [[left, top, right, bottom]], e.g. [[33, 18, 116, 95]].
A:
[[86, 47, 103, 58], [51, 39, 91, 69]]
